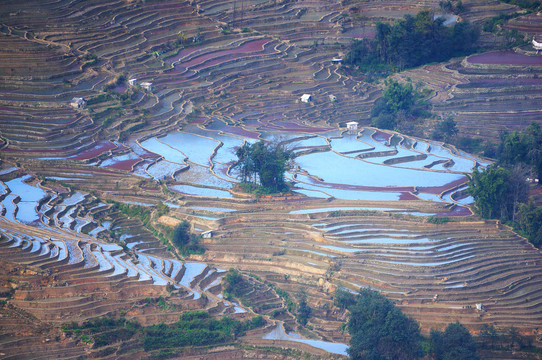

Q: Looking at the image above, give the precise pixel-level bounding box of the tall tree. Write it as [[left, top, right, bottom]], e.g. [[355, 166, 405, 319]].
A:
[[429, 322, 480, 360], [232, 140, 290, 193], [468, 165, 527, 220], [347, 289, 422, 360]]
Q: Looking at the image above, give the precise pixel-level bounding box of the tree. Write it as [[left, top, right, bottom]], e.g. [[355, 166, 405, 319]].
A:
[[432, 116, 458, 143], [498, 123, 542, 181], [296, 291, 311, 326], [222, 268, 244, 299], [346, 289, 422, 360], [467, 165, 527, 221], [429, 322, 479, 360], [383, 79, 414, 114], [172, 220, 191, 248], [232, 140, 290, 193], [344, 10, 479, 73], [172, 220, 203, 255], [517, 202, 542, 246]]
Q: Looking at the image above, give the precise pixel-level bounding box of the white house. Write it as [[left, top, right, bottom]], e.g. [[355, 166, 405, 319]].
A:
[[70, 97, 86, 109], [332, 58, 343, 64], [533, 37, 542, 52], [201, 230, 213, 239], [346, 121, 358, 132], [329, 94, 337, 102], [301, 94, 312, 103], [128, 78, 137, 87], [140, 82, 153, 91]]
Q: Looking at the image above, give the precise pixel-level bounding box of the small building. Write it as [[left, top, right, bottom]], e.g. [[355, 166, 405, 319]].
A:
[[476, 303, 485, 312], [70, 97, 86, 109], [201, 230, 213, 239], [332, 58, 343, 63], [140, 82, 153, 91], [128, 78, 137, 87], [301, 94, 312, 103], [329, 94, 337, 102], [533, 37, 542, 52], [346, 121, 359, 132]]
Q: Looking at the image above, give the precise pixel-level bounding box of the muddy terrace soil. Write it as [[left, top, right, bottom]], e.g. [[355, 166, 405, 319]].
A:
[[1, 0, 542, 358]]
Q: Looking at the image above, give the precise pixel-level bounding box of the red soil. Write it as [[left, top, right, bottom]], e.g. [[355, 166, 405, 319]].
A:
[[104, 158, 140, 171], [71, 141, 117, 161], [468, 51, 542, 65]]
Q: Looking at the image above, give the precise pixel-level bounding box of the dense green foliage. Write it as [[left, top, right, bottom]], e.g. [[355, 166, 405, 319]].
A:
[[468, 166, 516, 220], [499, 0, 542, 10], [497, 123, 542, 181], [432, 117, 458, 143], [62, 312, 265, 354], [345, 10, 479, 73], [296, 292, 312, 326], [333, 288, 357, 310], [370, 79, 426, 130], [429, 322, 480, 360], [274, 286, 296, 313], [479, 324, 535, 351], [467, 124, 542, 246], [144, 311, 237, 351], [172, 220, 203, 255], [61, 317, 140, 347], [222, 268, 244, 299], [343, 289, 423, 360], [233, 140, 290, 193], [516, 202, 542, 246]]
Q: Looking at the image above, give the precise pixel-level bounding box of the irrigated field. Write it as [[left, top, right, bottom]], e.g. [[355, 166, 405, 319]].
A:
[[1, 0, 542, 359]]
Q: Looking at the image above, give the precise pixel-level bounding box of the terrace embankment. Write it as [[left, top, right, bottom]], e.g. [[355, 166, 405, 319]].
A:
[[196, 198, 542, 337], [1, 0, 542, 358]]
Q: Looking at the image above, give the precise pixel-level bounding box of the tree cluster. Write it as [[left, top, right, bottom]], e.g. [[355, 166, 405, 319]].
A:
[[467, 123, 542, 247], [335, 289, 423, 360], [334, 289, 480, 360], [143, 310, 264, 351], [172, 220, 204, 255], [232, 140, 290, 194], [370, 79, 429, 131], [429, 322, 480, 360], [344, 10, 480, 73], [222, 268, 245, 299], [467, 165, 527, 221], [296, 292, 312, 326], [497, 123, 542, 182]]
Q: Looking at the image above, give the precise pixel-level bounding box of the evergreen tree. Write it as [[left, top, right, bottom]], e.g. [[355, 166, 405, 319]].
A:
[[346, 289, 422, 360], [429, 322, 480, 360], [232, 140, 290, 193]]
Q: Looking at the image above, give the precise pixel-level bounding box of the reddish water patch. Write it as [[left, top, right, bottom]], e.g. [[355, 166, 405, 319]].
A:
[[468, 51, 542, 66], [435, 205, 472, 217], [208, 120, 261, 139], [176, 39, 270, 70], [373, 130, 392, 143], [104, 158, 140, 171], [71, 141, 117, 161], [165, 45, 203, 64], [465, 78, 542, 86], [399, 192, 420, 201], [112, 85, 127, 93], [191, 116, 208, 125], [302, 175, 415, 193], [2, 147, 71, 154], [418, 177, 468, 195]]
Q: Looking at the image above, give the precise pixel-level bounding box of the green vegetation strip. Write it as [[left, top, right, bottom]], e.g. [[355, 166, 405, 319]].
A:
[[62, 311, 264, 354]]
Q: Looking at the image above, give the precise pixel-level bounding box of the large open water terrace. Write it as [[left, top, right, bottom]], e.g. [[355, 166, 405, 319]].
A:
[[135, 118, 484, 206]]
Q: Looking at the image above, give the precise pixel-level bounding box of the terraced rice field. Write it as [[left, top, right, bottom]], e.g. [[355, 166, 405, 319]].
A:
[[0, 0, 542, 358]]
